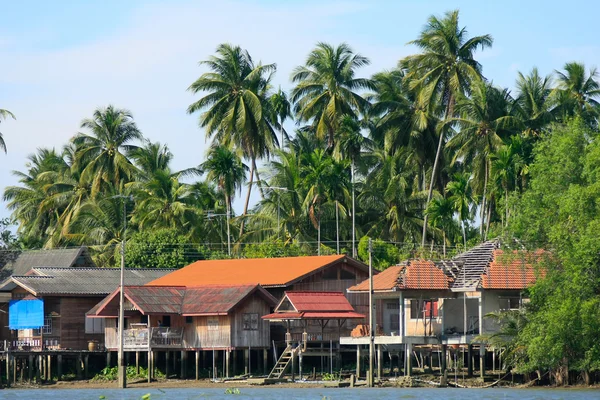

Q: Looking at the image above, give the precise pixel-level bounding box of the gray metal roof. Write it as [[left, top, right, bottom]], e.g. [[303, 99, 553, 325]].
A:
[[451, 240, 500, 291], [8, 267, 176, 296], [3, 247, 95, 277]]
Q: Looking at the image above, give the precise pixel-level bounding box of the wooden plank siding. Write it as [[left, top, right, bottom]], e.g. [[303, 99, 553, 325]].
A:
[[230, 296, 271, 348], [59, 297, 104, 349]]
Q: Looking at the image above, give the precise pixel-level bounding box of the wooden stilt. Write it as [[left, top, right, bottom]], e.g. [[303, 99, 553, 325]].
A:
[[479, 345, 486, 379], [147, 351, 152, 383], [441, 345, 447, 374], [195, 350, 200, 380], [76, 354, 82, 380], [57, 354, 62, 381], [47, 354, 52, 381], [244, 349, 249, 375], [263, 349, 268, 375], [467, 344, 473, 377], [165, 351, 170, 378], [12, 355, 17, 384], [181, 351, 187, 379], [84, 354, 89, 379], [136, 351, 140, 375], [172, 350, 177, 377], [28, 355, 33, 382], [406, 344, 412, 377], [106, 351, 112, 368]]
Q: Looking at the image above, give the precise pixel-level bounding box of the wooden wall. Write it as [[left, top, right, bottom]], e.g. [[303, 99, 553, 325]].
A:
[[59, 297, 104, 350], [184, 315, 231, 349], [230, 296, 271, 348]]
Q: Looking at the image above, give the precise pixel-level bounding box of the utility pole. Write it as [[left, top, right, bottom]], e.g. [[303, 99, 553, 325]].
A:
[[368, 238, 374, 387], [115, 195, 132, 389]]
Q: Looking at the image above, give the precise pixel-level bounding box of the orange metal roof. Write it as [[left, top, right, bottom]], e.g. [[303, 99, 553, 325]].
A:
[[481, 250, 544, 289], [348, 266, 403, 292], [146, 255, 362, 288]]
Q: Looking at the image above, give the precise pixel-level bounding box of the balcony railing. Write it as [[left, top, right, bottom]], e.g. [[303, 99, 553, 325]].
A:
[[290, 332, 343, 343], [120, 327, 184, 350], [9, 337, 60, 351]]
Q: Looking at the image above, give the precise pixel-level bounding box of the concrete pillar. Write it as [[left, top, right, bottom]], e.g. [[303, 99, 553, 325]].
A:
[[399, 293, 405, 338], [136, 351, 140, 375], [181, 351, 187, 379], [244, 349, 249, 375], [405, 343, 412, 377], [467, 344, 473, 377], [479, 345, 486, 379], [377, 345, 382, 380], [195, 351, 200, 380], [225, 350, 230, 378], [47, 354, 52, 381], [165, 351, 170, 378], [441, 345, 447, 374], [356, 346, 361, 378], [147, 350, 152, 383]]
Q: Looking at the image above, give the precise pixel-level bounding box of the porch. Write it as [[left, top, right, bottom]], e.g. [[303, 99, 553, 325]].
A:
[[105, 326, 184, 350]]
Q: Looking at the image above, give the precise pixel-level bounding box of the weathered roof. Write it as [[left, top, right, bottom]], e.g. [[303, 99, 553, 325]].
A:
[[2, 247, 95, 277], [88, 284, 277, 317], [4, 267, 176, 296], [263, 291, 364, 321], [451, 240, 500, 291], [481, 250, 544, 289], [147, 255, 367, 288], [348, 260, 452, 292]]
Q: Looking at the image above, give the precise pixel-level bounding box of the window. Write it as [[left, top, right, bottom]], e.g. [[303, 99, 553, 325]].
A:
[[207, 318, 219, 331], [161, 316, 171, 327], [85, 317, 105, 334], [35, 317, 52, 335], [386, 302, 400, 310], [499, 297, 521, 310], [243, 313, 259, 330], [185, 316, 193, 324], [410, 300, 439, 319], [140, 315, 148, 325]]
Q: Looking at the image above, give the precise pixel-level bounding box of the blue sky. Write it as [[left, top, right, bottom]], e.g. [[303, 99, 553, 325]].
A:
[[0, 0, 598, 221]]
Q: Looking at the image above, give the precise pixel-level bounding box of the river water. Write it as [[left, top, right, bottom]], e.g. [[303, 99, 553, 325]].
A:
[[0, 387, 598, 400]]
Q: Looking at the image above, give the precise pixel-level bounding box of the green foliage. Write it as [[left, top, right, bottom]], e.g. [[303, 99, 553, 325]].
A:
[[92, 366, 164, 381], [224, 388, 241, 395], [357, 236, 400, 270], [124, 228, 210, 269], [321, 372, 341, 381], [242, 239, 306, 258]]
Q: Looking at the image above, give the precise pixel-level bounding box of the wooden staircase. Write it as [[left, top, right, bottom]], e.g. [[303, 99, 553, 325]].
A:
[[268, 345, 298, 379]]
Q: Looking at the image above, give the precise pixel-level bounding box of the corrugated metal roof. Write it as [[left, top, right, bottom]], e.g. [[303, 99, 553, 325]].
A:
[[286, 292, 355, 312], [88, 284, 277, 316], [9, 267, 176, 296], [147, 255, 367, 288], [262, 311, 365, 320], [3, 247, 95, 277], [451, 240, 500, 291]]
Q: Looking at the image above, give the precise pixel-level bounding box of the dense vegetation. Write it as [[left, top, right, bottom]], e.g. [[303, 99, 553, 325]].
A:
[[3, 10, 600, 382]]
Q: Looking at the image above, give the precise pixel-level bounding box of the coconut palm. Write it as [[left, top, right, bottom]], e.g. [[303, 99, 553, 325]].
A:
[[425, 195, 454, 256], [72, 106, 142, 196], [401, 10, 493, 246], [187, 43, 278, 238], [200, 145, 248, 255], [554, 62, 600, 125], [129, 140, 174, 178], [514, 68, 555, 137], [0, 109, 15, 153], [446, 80, 520, 237], [291, 42, 375, 149], [270, 87, 292, 148], [446, 172, 477, 247]]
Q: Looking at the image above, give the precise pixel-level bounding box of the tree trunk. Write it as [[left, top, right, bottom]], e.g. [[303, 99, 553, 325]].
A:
[[485, 199, 492, 241], [317, 217, 321, 256], [253, 158, 265, 200], [462, 220, 467, 249], [443, 231, 446, 257], [480, 160, 488, 239], [239, 160, 255, 239], [225, 194, 231, 256], [422, 95, 454, 247], [351, 160, 356, 258], [505, 184, 509, 227]]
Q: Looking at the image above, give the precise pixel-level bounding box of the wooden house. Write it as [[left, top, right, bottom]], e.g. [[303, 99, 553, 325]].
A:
[[0, 267, 173, 350], [87, 284, 277, 378]]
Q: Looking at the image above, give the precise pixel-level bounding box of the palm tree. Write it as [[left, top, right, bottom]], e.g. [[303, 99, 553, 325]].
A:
[[445, 80, 520, 237], [291, 42, 375, 149], [270, 87, 292, 148], [334, 115, 369, 257], [446, 172, 476, 247], [425, 195, 454, 256], [200, 145, 248, 255], [129, 140, 173, 178], [187, 44, 278, 238], [515, 68, 555, 137], [401, 10, 493, 246], [72, 106, 142, 196], [0, 109, 15, 153], [554, 62, 600, 125]]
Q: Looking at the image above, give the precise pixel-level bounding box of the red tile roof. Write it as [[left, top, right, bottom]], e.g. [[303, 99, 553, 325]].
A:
[[146, 255, 366, 288], [87, 284, 277, 317], [348, 260, 451, 292], [481, 250, 544, 289]]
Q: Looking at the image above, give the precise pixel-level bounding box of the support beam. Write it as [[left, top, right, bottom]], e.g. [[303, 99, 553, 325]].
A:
[[84, 354, 89, 379], [441, 345, 447, 375], [181, 351, 187, 379], [225, 350, 230, 378], [405, 344, 412, 377], [5, 353, 9, 386], [47, 354, 52, 381], [263, 349, 268, 376], [35, 355, 41, 384], [76, 354, 82, 380], [244, 349, 249, 375], [106, 351, 112, 368], [195, 351, 200, 381], [28, 355, 33, 382], [166, 351, 170, 379], [136, 351, 140, 375], [467, 344, 473, 377], [147, 351, 152, 383], [356, 346, 361, 378], [376, 345, 382, 380], [479, 345, 486, 379]]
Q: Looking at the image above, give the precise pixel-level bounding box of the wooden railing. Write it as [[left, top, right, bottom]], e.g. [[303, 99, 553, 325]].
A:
[[290, 332, 344, 343], [9, 337, 60, 351], [119, 327, 184, 350]]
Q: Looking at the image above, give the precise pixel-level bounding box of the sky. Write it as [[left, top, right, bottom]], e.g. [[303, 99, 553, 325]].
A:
[[0, 0, 598, 222]]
